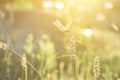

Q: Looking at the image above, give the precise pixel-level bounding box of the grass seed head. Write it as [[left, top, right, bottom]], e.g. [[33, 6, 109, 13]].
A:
[[68, 34, 77, 58], [21, 54, 27, 70], [93, 55, 100, 80]]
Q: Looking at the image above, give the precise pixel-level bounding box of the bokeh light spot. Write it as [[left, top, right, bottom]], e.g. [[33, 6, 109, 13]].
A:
[[96, 13, 106, 22], [55, 2, 64, 10], [43, 1, 53, 8], [104, 2, 113, 9], [84, 29, 93, 37]]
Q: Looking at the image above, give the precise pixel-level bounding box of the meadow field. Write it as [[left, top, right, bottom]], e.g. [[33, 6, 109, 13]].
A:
[[0, 0, 120, 80]]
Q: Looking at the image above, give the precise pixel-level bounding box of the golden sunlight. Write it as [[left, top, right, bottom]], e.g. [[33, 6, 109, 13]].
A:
[[84, 29, 93, 37], [55, 2, 64, 10], [43, 1, 53, 8], [104, 1, 113, 9], [96, 13, 106, 22]]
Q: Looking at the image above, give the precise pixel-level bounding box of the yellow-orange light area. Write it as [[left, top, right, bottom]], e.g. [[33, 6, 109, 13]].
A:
[[55, 2, 64, 10], [104, 1, 113, 9], [96, 13, 105, 22], [43, 1, 53, 8], [84, 29, 93, 37]]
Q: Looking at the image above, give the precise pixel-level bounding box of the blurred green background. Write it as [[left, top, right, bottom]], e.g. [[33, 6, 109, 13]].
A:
[[0, 0, 120, 80]]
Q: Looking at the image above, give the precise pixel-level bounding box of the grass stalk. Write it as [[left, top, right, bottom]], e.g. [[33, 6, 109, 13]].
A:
[[72, 58, 77, 80], [7, 47, 46, 80], [25, 68, 27, 80]]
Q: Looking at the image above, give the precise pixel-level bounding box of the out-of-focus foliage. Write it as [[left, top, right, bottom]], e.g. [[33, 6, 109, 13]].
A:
[[24, 34, 33, 55], [0, 0, 120, 80], [11, 0, 35, 10], [38, 34, 56, 72]]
